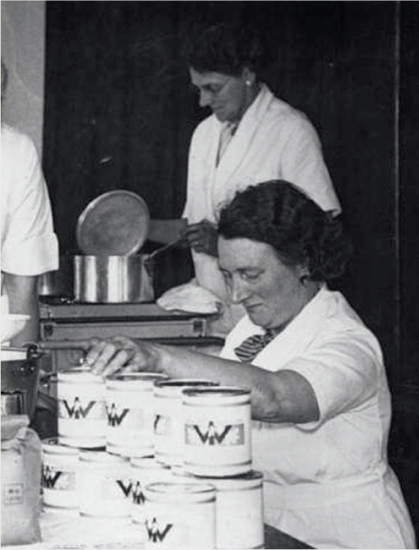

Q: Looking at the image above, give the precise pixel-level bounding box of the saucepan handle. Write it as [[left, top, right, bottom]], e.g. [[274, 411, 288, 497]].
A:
[[37, 340, 90, 351]]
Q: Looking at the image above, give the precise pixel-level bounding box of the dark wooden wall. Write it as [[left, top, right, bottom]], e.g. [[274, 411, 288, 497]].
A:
[[43, 1, 402, 369], [42, 1, 419, 535]]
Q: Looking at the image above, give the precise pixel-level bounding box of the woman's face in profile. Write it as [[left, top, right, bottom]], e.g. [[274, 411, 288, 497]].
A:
[[189, 68, 252, 124], [218, 236, 309, 331]]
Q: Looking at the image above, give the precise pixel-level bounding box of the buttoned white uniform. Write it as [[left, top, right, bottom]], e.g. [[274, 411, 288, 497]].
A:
[[221, 286, 416, 549], [1, 124, 59, 282], [182, 85, 341, 332]]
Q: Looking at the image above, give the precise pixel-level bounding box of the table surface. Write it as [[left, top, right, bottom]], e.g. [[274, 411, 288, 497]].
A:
[[9, 512, 312, 549], [265, 523, 313, 549]]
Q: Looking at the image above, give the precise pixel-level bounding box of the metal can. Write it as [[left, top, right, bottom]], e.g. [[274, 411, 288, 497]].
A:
[[105, 372, 168, 457], [170, 467, 264, 548], [182, 387, 252, 477], [41, 437, 79, 515], [129, 457, 173, 525], [1, 391, 25, 415], [153, 379, 219, 466], [199, 471, 264, 549], [78, 450, 132, 517], [143, 482, 216, 549], [57, 368, 106, 448]]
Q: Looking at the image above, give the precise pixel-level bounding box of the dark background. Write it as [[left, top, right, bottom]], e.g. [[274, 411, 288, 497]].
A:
[[42, 1, 419, 535]]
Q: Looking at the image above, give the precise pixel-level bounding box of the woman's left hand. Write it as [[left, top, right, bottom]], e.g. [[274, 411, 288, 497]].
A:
[[85, 336, 158, 377]]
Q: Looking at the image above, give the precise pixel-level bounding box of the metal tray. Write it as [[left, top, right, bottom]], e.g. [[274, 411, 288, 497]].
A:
[[76, 190, 150, 255]]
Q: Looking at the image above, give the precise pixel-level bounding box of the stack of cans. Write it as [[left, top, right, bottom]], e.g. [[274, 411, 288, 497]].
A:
[[40, 370, 264, 549]]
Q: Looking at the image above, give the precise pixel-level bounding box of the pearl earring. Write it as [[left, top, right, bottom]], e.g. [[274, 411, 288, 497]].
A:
[[246, 80, 251, 86]]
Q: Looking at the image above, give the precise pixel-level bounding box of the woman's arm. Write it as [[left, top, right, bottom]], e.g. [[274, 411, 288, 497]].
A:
[[3, 272, 39, 345], [86, 336, 319, 424]]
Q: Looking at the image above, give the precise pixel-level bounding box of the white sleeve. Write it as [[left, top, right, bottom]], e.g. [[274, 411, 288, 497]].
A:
[[283, 329, 381, 428], [2, 134, 59, 275], [281, 116, 341, 215]]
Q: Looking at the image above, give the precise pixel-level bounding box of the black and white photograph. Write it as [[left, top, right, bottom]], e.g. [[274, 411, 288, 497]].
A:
[[1, 1, 419, 548]]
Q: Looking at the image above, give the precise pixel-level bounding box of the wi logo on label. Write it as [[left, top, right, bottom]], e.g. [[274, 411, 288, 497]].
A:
[[146, 518, 173, 542]]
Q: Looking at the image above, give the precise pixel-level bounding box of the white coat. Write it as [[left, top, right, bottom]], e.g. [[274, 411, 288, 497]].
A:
[[182, 85, 341, 333], [221, 286, 416, 549]]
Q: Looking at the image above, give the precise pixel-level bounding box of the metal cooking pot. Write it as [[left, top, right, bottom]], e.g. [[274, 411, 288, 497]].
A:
[[38, 254, 74, 298], [74, 254, 154, 303], [1, 344, 44, 419]]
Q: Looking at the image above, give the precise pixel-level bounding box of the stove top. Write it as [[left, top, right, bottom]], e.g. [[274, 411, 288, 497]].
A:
[[39, 300, 213, 322]]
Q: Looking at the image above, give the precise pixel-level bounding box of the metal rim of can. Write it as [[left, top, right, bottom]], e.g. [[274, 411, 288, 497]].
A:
[[144, 481, 216, 503], [79, 450, 129, 465], [182, 386, 250, 398], [153, 379, 219, 397], [41, 437, 80, 456], [106, 372, 168, 390], [192, 470, 263, 491], [182, 386, 251, 406], [130, 457, 171, 470]]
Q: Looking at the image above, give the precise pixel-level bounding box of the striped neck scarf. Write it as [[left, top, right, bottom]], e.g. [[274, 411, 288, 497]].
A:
[[234, 328, 278, 363]]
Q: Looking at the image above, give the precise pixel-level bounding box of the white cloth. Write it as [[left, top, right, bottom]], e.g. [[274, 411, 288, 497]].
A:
[[1, 124, 59, 280], [221, 286, 416, 549], [182, 85, 341, 333]]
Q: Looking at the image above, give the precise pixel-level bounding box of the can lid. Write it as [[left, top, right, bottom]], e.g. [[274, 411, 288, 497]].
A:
[[76, 190, 149, 256]]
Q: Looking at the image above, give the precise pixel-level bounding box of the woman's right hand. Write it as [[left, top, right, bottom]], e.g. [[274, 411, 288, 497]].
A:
[[183, 220, 218, 257], [85, 336, 159, 378]]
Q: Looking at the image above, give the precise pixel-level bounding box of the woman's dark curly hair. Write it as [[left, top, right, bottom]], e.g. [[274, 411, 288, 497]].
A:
[[182, 21, 270, 76], [218, 180, 352, 282]]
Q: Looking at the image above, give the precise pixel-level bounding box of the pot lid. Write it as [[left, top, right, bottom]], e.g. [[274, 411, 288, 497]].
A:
[[76, 190, 150, 255]]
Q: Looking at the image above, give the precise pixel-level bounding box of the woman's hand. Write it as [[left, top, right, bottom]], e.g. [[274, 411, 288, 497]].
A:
[[184, 220, 218, 257], [85, 336, 159, 377]]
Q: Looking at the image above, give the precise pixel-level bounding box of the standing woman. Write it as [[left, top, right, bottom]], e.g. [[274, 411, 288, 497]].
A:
[[1, 58, 59, 345], [178, 21, 341, 334]]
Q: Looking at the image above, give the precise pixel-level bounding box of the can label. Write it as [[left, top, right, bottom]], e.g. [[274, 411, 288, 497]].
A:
[[131, 480, 146, 505], [144, 499, 215, 549], [42, 465, 76, 491], [58, 397, 105, 420], [3, 483, 23, 505], [183, 396, 251, 476], [154, 413, 171, 436], [185, 420, 245, 446], [106, 403, 130, 426]]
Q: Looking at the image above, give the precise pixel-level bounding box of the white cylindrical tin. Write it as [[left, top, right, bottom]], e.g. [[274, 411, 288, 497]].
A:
[[182, 387, 252, 477], [57, 368, 106, 448], [143, 482, 216, 549], [129, 457, 173, 525], [170, 468, 264, 548], [153, 379, 219, 466], [200, 471, 264, 549], [105, 372, 168, 457], [41, 437, 79, 515], [77, 450, 132, 517]]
